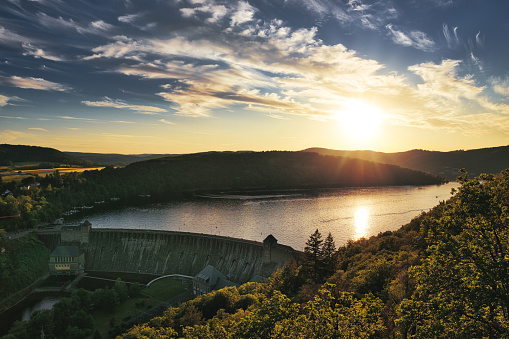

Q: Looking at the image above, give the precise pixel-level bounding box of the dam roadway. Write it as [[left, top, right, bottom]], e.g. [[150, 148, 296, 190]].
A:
[[36, 222, 299, 284]]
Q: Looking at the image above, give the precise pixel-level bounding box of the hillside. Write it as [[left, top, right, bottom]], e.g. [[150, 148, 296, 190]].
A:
[[123, 151, 445, 190], [303, 145, 509, 180], [0, 144, 92, 167], [63, 152, 177, 166], [109, 169, 509, 338]]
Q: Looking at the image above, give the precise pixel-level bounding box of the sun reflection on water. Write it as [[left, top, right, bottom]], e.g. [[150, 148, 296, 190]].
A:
[[353, 207, 370, 240]]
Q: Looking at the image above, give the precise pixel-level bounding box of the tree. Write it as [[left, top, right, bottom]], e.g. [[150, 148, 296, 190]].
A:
[[304, 229, 323, 282], [114, 278, 129, 302], [322, 232, 336, 277], [398, 171, 509, 337]]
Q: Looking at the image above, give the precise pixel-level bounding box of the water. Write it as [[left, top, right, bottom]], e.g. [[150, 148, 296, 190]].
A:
[[82, 183, 458, 251], [21, 297, 61, 321], [0, 295, 62, 336]]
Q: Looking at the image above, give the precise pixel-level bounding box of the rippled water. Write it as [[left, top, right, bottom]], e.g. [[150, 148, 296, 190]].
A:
[[82, 182, 458, 251]]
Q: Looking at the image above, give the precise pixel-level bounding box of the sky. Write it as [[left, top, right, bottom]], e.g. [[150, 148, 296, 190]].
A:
[[1, 0, 509, 154]]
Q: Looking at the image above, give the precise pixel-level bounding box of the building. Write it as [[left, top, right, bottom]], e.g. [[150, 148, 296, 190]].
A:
[[49, 245, 85, 275], [192, 265, 237, 295]]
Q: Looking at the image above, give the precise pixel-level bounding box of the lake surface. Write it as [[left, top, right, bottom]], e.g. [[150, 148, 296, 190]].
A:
[[81, 182, 458, 251]]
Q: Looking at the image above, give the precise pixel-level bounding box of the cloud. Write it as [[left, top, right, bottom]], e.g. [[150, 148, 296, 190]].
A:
[[490, 77, 509, 96], [36, 13, 114, 35], [229, 1, 256, 27], [59, 116, 97, 121], [408, 59, 483, 101], [288, 0, 351, 24], [475, 31, 483, 48], [0, 94, 10, 106], [158, 118, 174, 124], [266, 112, 289, 120], [81, 98, 168, 115], [386, 24, 436, 51], [0, 26, 33, 46], [28, 127, 49, 132], [180, 1, 229, 24], [443, 23, 460, 48], [22, 43, 64, 61], [0, 75, 71, 91], [0, 115, 26, 119], [0, 130, 32, 143]]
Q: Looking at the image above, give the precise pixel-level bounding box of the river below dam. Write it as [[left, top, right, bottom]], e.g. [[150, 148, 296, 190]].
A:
[[80, 182, 458, 250]]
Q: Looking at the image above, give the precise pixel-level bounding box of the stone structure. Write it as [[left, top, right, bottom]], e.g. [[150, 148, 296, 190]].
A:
[[49, 245, 85, 275], [193, 265, 237, 295], [37, 222, 300, 284]]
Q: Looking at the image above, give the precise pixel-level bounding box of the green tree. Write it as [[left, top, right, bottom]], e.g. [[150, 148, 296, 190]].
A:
[[114, 278, 129, 302], [304, 229, 324, 282], [398, 171, 509, 337], [321, 232, 336, 277]]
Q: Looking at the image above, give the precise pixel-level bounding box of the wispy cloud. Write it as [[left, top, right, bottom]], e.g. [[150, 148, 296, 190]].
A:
[[28, 127, 48, 132], [0, 115, 26, 119], [110, 120, 135, 124], [0, 94, 10, 106], [0, 26, 33, 46], [443, 23, 460, 48], [59, 116, 97, 121], [81, 98, 167, 115], [490, 76, 509, 96], [22, 43, 64, 61], [386, 24, 436, 51], [36, 12, 115, 35], [0, 75, 71, 91], [158, 119, 174, 125]]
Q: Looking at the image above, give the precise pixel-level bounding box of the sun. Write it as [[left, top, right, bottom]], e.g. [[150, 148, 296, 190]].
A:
[[339, 100, 383, 141]]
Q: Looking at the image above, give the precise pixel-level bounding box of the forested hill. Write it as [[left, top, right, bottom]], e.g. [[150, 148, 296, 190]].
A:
[[0, 144, 91, 166], [303, 145, 509, 181], [63, 151, 177, 166], [124, 151, 444, 190]]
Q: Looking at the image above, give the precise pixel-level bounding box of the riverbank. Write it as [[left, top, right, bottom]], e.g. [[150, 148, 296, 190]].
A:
[[0, 274, 76, 336]]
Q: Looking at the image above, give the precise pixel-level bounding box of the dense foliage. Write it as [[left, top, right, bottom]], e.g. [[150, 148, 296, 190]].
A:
[[0, 233, 49, 300], [5, 279, 135, 339], [117, 170, 509, 338]]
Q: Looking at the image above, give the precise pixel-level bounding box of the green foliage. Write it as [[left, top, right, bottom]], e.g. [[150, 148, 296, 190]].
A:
[[0, 233, 49, 299], [398, 170, 509, 337]]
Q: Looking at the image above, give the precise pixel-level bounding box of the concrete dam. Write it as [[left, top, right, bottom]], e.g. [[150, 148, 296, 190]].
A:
[[37, 222, 298, 283]]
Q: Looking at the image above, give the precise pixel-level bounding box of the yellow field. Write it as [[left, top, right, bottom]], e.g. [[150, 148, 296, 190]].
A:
[[0, 167, 105, 182]]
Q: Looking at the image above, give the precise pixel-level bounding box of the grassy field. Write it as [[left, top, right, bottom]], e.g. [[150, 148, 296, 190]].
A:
[[90, 278, 191, 337], [142, 279, 190, 301], [0, 166, 104, 182]]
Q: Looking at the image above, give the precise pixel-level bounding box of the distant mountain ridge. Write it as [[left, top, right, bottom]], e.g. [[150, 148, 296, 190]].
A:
[[302, 145, 509, 180], [64, 152, 177, 166], [0, 144, 92, 166]]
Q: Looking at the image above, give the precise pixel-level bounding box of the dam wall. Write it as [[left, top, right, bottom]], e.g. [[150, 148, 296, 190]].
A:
[[37, 224, 298, 283]]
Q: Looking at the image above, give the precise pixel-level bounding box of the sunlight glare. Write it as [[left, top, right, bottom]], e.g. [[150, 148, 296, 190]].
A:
[[340, 100, 383, 140], [353, 206, 370, 240]]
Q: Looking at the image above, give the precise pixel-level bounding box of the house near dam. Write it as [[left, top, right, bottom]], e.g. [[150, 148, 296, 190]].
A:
[[49, 245, 85, 275]]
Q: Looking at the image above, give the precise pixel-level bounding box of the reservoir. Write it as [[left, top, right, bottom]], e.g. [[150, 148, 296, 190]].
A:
[[81, 182, 458, 250]]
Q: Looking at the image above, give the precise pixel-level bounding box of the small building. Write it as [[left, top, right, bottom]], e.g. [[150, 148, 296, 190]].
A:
[[49, 245, 85, 275], [192, 265, 237, 295]]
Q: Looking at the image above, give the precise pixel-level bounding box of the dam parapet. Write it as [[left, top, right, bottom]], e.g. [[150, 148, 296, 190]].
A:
[[36, 222, 299, 283]]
